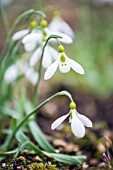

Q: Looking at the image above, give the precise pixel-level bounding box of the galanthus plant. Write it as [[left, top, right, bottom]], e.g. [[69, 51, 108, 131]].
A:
[[51, 101, 92, 138], [0, 3, 93, 167]]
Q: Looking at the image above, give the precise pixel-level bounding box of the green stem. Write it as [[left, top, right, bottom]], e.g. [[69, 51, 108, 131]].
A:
[[5, 91, 59, 149], [0, 1, 9, 34], [33, 35, 62, 104]]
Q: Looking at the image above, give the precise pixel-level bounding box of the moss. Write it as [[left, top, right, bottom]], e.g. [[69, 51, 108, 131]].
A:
[[28, 162, 58, 170]]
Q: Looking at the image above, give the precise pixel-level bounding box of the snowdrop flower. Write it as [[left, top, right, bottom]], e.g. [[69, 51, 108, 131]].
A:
[[12, 20, 38, 42], [4, 61, 38, 85], [48, 13, 74, 38], [44, 45, 84, 80], [51, 101, 93, 138], [4, 64, 18, 83], [22, 19, 73, 68]]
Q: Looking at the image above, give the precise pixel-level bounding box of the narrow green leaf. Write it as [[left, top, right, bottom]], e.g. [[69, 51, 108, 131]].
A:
[[16, 131, 86, 165], [16, 131, 43, 154], [29, 120, 56, 153], [43, 152, 86, 165]]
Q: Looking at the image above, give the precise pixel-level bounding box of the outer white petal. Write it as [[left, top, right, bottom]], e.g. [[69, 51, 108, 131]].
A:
[[42, 46, 52, 69], [22, 32, 42, 44], [46, 28, 73, 44], [24, 65, 38, 85], [4, 65, 18, 83], [60, 19, 74, 38], [77, 113, 93, 127], [55, 32, 73, 44], [71, 110, 85, 138], [51, 113, 69, 130], [24, 42, 37, 52], [48, 16, 74, 38], [30, 47, 41, 66], [67, 57, 84, 74], [12, 29, 29, 41], [47, 45, 59, 60], [59, 61, 71, 73], [44, 58, 59, 80]]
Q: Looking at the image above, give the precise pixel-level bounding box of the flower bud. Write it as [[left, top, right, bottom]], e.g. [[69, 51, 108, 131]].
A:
[[58, 45, 64, 53], [70, 102, 76, 109], [40, 19, 48, 28]]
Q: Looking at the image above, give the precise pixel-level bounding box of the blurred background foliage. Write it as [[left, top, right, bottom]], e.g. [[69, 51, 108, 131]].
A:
[[0, 0, 113, 98]]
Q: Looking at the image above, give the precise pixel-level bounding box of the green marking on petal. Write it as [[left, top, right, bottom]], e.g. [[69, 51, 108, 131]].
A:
[[70, 111, 72, 120], [60, 54, 66, 62]]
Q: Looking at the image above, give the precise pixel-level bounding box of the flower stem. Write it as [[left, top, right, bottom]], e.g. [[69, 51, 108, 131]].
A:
[[33, 35, 62, 104], [5, 91, 64, 150], [0, 1, 9, 35]]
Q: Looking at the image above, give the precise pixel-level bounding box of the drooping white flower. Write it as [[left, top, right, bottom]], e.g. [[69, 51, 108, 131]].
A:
[[44, 52, 84, 80], [4, 64, 18, 83], [22, 28, 73, 68], [4, 61, 38, 85], [48, 15, 74, 38], [51, 102, 92, 138]]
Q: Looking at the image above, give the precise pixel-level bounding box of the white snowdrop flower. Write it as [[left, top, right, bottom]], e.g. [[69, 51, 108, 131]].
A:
[[4, 61, 38, 85], [51, 101, 92, 138], [4, 65, 18, 83], [44, 51, 84, 80], [48, 15, 74, 38], [12, 20, 38, 42]]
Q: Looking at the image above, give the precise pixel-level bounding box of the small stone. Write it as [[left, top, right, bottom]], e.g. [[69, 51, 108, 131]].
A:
[[53, 139, 67, 148], [2, 163, 6, 167]]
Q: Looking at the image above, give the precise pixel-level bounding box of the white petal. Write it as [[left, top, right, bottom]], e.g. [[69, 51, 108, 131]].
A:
[[24, 42, 37, 52], [49, 32, 73, 44], [22, 32, 41, 44], [44, 58, 59, 80], [30, 47, 41, 66], [24, 65, 39, 85], [12, 29, 29, 41], [77, 113, 93, 127], [55, 32, 73, 44], [47, 45, 59, 60], [67, 57, 84, 74], [4, 65, 18, 83], [42, 46, 52, 69], [51, 113, 69, 130], [59, 61, 71, 73], [71, 110, 85, 138], [48, 16, 74, 38]]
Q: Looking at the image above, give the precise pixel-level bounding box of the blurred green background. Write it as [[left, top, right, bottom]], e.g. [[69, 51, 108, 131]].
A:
[[0, 0, 113, 98]]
